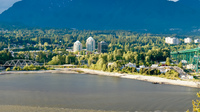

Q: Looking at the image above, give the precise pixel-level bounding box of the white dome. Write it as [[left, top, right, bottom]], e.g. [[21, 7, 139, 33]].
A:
[[87, 37, 94, 41], [74, 40, 81, 44]]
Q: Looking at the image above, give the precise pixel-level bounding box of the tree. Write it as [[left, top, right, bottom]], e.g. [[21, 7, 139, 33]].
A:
[[96, 58, 106, 70], [139, 68, 144, 74], [66, 55, 76, 64], [132, 67, 137, 73], [178, 62, 183, 68], [12, 66, 18, 71], [102, 64, 107, 71], [6, 67, 11, 71], [48, 55, 60, 65], [166, 57, 170, 66], [187, 92, 200, 112], [23, 65, 29, 71], [44, 42, 48, 46]]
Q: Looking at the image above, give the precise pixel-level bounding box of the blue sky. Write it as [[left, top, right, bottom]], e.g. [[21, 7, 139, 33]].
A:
[[0, 0, 21, 14]]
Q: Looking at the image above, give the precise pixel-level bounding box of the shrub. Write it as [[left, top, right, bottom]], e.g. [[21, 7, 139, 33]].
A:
[[6, 67, 11, 71], [16, 66, 22, 71], [165, 70, 179, 79], [12, 66, 18, 71], [132, 67, 137, 73], [23, 65, 29, 71]]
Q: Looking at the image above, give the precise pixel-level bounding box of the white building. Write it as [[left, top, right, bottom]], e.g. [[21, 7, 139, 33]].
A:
[[86, 37, 95, 52], [165, 37, 180, 45], [151, 64, 159, 68], [186, 64, 195, 70], [194, 39, 200, 43], [139, 65, 145, 68], [73, 40, 82, 52], [184, 37, 192, 43], [125, 62, 136, 68]]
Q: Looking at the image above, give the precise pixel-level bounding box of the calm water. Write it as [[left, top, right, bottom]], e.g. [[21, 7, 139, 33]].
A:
[[0, 73, 199, 112]]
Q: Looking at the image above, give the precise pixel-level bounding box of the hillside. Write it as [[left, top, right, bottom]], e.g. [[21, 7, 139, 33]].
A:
[[1, 0, 200, 33]]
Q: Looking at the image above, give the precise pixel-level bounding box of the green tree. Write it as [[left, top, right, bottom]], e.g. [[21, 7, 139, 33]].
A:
[[178, 62, 183, 68], [187, 92, 200, 112], [6, 67, 11, 71], [12, 66, 18, 71], [166, 57, 170, 66], [23, 65, 29, 71], [66, 55, 76, 64], [96, 58, 106, 70], [139, 68, 144, 74], [132, 67, 137, 73], [48, 55, 60, 65], [102, 64, 107, 71]]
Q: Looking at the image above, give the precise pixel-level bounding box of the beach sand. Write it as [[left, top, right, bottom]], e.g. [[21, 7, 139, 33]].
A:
[[74, 68, 200, 88]]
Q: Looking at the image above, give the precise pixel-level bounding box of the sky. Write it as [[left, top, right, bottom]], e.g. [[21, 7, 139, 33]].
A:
[[0, 0, 21, 14]]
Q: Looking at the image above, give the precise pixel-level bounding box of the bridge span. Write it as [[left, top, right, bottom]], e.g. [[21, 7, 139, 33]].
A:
[[3, 59, 40, 67], [171, 47, 200, 72]]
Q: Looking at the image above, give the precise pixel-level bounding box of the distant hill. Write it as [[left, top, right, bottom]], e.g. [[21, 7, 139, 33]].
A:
[[1, 0, 200, 34]]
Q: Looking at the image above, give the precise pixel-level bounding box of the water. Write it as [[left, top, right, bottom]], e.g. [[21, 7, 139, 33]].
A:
[[0, 73, 199, 112]]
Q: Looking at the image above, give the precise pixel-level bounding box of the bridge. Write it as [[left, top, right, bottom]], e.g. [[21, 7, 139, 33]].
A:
[[3, 59, 40, 67], [171, 47, 200, 72]]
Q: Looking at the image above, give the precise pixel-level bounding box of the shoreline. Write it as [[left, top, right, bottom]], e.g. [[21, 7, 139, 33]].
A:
[[73, 68, 200, 88], [1, 68, 200, 88], [0, 68, 78, 75]]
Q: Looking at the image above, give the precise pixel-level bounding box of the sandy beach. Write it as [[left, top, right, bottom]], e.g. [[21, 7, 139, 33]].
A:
[[1, 68, 200, 88], [0, 68, 78, 75], [73, 68, 200, 88]]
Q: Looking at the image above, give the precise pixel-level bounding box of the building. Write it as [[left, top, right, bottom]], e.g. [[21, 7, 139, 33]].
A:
[[125, 62, 136, 68], [194, 39, 200, 43], [165, 37, 180, 45], [186, 64, 195, 70], [151, 64, 159, 68], [86, 37, 95, 52], [73, 40, 82, 52], [139, 65, 145, 68], [98, 41, 108, 53], [184, 37, 192, 43]]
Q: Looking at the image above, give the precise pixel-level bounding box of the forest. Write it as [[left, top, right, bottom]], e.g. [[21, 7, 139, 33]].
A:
[[0, 28, 199, 66]]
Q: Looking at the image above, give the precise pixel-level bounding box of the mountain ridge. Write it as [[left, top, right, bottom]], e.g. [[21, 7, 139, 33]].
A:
[[1, 0, 200, 34]]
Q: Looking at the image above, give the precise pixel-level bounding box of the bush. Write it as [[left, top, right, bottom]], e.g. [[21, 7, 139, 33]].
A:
[[165, 70, 179, 79], [6, 67, 11, 71], [139, 68, 144, 74], [16, 66, 22, 71], [12, 66, 18, 71], [178, 62, 183, 68], [132, 67, 137, 73], [23, 65, 29, 71]]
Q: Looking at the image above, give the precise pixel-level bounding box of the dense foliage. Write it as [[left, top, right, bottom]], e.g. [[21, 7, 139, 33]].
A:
[[0, 28, 194, 78], [6, 64, 54, 71], [0, 28, 199, 52]]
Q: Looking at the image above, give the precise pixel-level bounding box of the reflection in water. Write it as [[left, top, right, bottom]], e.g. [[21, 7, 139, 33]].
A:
[[0, 73, 198, 112]]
